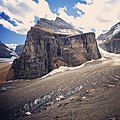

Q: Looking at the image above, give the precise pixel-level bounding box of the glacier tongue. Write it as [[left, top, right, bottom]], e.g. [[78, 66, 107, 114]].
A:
[[98, 45, 120, 59]]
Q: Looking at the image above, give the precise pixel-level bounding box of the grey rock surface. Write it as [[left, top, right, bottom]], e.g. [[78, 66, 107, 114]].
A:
[[15, 45, 24, 56], [36, 17, 82, 34], [8, 18, 101, 80]]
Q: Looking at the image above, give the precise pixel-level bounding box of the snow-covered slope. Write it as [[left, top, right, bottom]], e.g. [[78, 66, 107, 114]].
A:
[[98, 45, 120, 59], [36, 17, 82, 35], [97, 22, 120, 54], [0, 56, 17, 63], [0, 41, 18, 59], [5, 44, 18, 51], [97, 22, 120, 41]]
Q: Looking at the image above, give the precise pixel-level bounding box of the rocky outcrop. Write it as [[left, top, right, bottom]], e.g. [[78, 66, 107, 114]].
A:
[[0, 40, 17, 58], [36, 17, 82, 35], [100, 38, 120, 54], [7, 18, 101, 80], [98, 22, 120, 54], [15, 45, 24, 56]]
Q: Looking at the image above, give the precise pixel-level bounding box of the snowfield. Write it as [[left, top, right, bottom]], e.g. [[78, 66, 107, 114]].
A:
[[5, 44, 18, 51], [0, 56, 17, 63]]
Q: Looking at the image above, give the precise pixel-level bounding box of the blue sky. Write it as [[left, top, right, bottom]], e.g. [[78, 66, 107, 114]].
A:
[[0, 0, 120, 44], [0, 25, 25, 44]]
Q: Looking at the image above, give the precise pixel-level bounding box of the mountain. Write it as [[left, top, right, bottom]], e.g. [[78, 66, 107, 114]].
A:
[[7, 17, 101, 80], [15, 45, 24, 56], [36, 17, 82, 35], [0, 41, 17, 58], [97, 22, 120, 54], [5, 44, 18, 51], [6, 44, 24, 56]]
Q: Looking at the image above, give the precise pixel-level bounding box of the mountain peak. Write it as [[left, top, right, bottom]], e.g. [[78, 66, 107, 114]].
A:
[[98, 22, 120, 54], [98, 22, 120, 41], [38, 18, 51, 23], [39, 17, 67, 23], [35, 17, 82, 35], [110, 22, 120, 31], [55, 17, 66, 23]]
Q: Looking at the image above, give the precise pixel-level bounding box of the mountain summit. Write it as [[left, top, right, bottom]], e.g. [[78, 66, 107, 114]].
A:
[[36, 17, 82, 35], [98, 22, 120, 41], [55, 17, 67, 22], [98, 22, 120, 54], [7, 17, 101, 80]]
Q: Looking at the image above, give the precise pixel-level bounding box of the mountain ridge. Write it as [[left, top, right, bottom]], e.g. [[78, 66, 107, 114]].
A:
[[36, 17, 82, 35], [6, 17, 101, 80], [98, 22, 120, 54], [0, 41, 17, 58]]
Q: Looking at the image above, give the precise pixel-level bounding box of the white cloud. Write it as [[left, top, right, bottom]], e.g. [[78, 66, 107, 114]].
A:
[[58, 7, 75, 25], [77, 11, 83, 16], [0, 0, 120, 37], [0, 18, 16, 31], [0, 0, 56, 35], [84, 0, 93, 5], [58, 0, 120, 36]]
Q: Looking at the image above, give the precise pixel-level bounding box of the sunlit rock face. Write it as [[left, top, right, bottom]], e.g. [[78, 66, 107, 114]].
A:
[[98, 22, 120, 54], [8, 18, 101, 80]]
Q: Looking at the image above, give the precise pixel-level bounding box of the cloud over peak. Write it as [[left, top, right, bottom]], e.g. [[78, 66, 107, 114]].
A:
[[0, 0, 120, 36], [58, 0, 120, 36], [0, 0, 56, 35]]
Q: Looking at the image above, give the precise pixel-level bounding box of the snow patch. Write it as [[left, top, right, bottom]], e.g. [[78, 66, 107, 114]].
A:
[[56, 29, 80, 35], [112, 24, 120, 36], [25, 112, 31, 115], [41, 63, 86, 79], [112, 59, 120, 66], [41, 59, 98, 79], [82, 96, 86, 99], [6, 48, 18, 57], [108, 84, 115, 87], [1, 86, 14, 91], [0, 56, 17, 62], [5, 44, 18, 51], [116, 75, 120, 78], [34, 98, 41, 105], [98, 46, 120, 66], [98, 46, 120, 59], [56, 95, 64, 101]]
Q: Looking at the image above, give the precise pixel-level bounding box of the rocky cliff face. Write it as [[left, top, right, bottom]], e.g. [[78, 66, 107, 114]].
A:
[[15, 45, 24, 56], [98, 22, 120, 54], [7, 18, 101, 80]]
